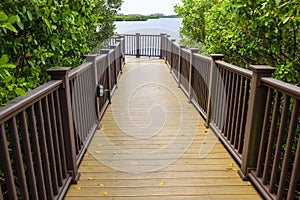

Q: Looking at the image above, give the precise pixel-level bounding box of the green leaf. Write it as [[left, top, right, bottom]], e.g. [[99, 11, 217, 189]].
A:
[[0, 12, 8, 21], [15, 88, 26, 96], [17, 21, 24, 30], [2, 64, 16, 69], [0, 55, 9, 65], [27, 11, 33, 21], [1, 23, 18, 33], [282, 17, 289, 24], [8, 15, 18, 24], [16, 15, 24, 30], [48, 0, 53, 6]]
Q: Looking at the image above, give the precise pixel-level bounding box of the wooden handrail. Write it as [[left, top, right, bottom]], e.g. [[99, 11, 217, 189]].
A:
[[0, 80, 62, 124]]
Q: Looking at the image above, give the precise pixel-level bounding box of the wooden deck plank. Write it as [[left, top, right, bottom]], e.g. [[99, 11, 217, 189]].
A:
[[64, 57, 261, 199]]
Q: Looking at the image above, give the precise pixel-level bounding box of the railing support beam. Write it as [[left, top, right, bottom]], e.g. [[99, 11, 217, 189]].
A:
[[206, 54, 224, 127], [86, 55, 100, 120], [188, 48, 199, 102], [178, 45, 186, 88], [47, 67, 80, 183], [136, 33, 140, 58], [100, 49, 112, 104], [239, 65, 275, 179]]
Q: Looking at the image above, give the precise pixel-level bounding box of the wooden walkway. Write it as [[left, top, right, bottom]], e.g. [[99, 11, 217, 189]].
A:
[[64, 57, 261, 199]]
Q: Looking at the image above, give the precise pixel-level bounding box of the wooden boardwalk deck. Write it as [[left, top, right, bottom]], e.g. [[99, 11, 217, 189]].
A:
[[64, 57, 261, 199]]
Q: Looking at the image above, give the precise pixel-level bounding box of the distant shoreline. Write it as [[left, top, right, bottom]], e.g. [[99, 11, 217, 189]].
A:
[[115, 14, 180, 21]]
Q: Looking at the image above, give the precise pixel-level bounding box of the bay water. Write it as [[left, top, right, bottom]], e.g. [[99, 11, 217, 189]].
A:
[[114, 18, 182, 42]]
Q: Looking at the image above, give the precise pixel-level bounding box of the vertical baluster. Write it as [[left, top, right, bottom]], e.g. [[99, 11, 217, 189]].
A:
[[8, 117, 29, 199], [0, 124, 18, 199], [234, 76, 245, 149], [18, 111, 38, 199], [277, 100, 299, 199], [262, 91, 281, 184], [28, 106, 47, 199], [224, 71, 232, 137], [48, 93, 63, 186], [41, 96, 59, 194], [230, 75, 241, 144], [238, 78, 249, 153], [219, 67, 227, 129], [269, 95, 290, 193], [35, 101, 54, 199], [256, 88, 273, 176]]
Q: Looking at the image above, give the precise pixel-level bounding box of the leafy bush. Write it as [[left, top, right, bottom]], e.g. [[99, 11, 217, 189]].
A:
[[175, 0, 300, 84], [0, 0, 122, 105]]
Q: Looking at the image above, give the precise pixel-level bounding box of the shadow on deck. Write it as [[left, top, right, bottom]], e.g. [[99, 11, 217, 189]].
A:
[[64, 57, 260, 199]]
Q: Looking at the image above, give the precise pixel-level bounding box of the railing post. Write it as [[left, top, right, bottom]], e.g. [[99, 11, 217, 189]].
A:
[[206, 54, 224, 127], [116, 39, 123, 73], [170, 39, 176, 70], [160, 33, 166, 59], [164, 34, 168, 61], [110, 45, 118, 89], [166, 35, 171, 62], [136, 33, 140, 58], [178, 45, 186, 87], [86, 55, 99, 119], [118, 35, 126, 65], [100, 49, 112, 104], [239, 65, 275, 179], [47, 67, 80, 183], [188, 48, 199, 102]]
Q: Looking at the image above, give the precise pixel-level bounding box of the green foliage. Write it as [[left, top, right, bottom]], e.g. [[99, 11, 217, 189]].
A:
[[0, 0, 122, 105], [174, 0, 217, 44], [0, 12, 27, 105], [0, 55, 27, 105], [175, 0, 300, 84]]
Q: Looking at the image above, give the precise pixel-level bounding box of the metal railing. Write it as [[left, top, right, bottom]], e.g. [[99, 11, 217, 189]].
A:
[[0, 80, 71, 200], [1, 33, 299, 200], [120, 33, 161, 57], [163, 34, 300, 200], [0, 37, 125, 200]]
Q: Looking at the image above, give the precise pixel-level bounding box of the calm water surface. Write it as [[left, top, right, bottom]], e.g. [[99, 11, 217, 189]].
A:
[[114, 18, 182, 42]]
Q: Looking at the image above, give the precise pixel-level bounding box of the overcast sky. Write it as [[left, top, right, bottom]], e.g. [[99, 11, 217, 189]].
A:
[[119, 0, 182, 15]]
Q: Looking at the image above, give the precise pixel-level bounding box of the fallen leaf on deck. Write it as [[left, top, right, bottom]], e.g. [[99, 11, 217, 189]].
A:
[[95, 150, 102, 154], [185, 160, 190, 163], [88, 177, 95, 180], [103, 191, 108, 196], [159, 181, 165, 186], [75, 187, 81, 190], [97, 144, 102, 147], [129, 161, 138, 165], [247, 181, 252, 186], [160, 145, 166, 149], [99, 184, 105, 187]]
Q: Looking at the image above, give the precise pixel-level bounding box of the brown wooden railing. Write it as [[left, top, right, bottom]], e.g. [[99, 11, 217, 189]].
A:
[[162, 34, 300, 200], [0, 37, 124, 200], [1, 33, 299, 200], [120, 33, 161, 57]]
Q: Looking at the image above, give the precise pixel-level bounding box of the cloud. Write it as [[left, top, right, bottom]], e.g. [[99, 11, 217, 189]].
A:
[[120, 0, 181, 15]]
